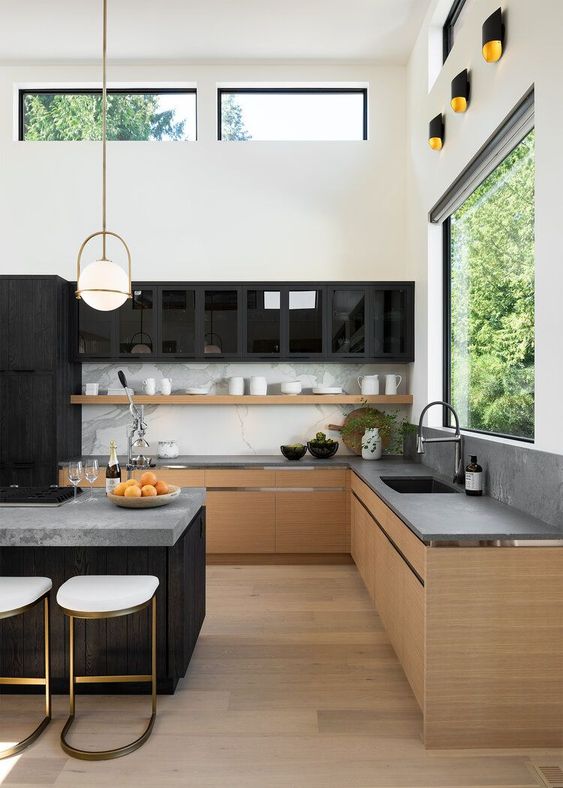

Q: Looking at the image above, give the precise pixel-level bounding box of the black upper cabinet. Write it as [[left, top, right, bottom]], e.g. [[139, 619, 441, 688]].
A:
[[0, 278, 59, 370], [75, 281, 414, 362], [160, 288, 196, 356]]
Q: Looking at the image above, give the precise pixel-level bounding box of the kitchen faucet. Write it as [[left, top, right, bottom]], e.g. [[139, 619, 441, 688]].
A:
[[416, 401, 464, 484], [118, 370, 151, 474]]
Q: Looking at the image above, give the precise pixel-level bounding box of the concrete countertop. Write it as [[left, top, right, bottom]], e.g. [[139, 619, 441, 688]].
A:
[[57, 455, 563, 544], [0, 488, 206, 548]]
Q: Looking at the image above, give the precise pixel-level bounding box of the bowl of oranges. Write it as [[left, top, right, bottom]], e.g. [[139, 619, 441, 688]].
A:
[[107, 471, 181, 509]]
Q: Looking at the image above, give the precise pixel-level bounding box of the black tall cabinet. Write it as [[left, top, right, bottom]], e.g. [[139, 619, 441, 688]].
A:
[[0, 276, 81, 486]]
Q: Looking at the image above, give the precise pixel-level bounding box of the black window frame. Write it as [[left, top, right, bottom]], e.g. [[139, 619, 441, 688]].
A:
[[441, 126, 535, 444], [18, 87, 198, 142], [217, 87, 368, 142], [442, 0, 468, 63]]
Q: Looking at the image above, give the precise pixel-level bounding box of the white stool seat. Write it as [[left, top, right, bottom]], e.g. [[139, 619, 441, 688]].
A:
[[0, 577, 52, 614], [57, 575, 159, 614]]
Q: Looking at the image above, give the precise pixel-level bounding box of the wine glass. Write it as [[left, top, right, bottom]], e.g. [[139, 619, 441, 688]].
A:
[[68, 461, 83, 504], [84, 459, 99, 503]]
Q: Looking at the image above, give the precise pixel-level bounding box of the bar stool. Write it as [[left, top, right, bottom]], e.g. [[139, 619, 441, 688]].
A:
[[56, 575, 159, 761], [0, 577, 52, 760]]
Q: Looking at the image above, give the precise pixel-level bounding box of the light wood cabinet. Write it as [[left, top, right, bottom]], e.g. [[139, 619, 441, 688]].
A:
[[351, 488, 425, 710], [276, 491, 346, 553], [205, 469, 275, 488], [206, 491, 275, 553], [274, 469, 346, 488], [58, 467, 205, 488]]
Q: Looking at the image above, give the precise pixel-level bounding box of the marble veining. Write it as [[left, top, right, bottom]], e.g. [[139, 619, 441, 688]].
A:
[[81, 362, 410, 457]]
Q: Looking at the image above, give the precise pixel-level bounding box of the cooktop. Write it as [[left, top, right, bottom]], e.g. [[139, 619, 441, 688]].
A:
[[0, 487, 83, 507]]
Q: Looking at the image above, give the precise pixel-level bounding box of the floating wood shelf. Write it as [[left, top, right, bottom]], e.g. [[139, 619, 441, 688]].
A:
[[70, 394, 413, 406]]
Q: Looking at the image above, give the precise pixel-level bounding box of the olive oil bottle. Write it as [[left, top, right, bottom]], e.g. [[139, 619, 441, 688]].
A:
[[105, 440, 121, 494], [465, 455, 483, 496]]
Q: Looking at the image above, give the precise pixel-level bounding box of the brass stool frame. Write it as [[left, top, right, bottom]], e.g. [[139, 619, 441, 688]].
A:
[[0, 592, 51, 760], [60, 595, 157, 761]]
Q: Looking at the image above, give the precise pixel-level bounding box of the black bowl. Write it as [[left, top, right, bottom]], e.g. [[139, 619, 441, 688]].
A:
[[307, 441, 339, 459], [281, 444, 307, 461]]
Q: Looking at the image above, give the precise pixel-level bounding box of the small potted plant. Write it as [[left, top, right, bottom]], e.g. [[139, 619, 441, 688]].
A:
[[307, 432, 339, 459], [340, 408, 414, 457]]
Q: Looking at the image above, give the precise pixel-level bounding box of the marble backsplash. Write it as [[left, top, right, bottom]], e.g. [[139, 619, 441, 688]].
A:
[[81, 362, 411, 456]]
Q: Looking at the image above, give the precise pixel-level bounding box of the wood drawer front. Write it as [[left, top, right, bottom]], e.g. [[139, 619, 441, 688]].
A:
[[275, 491, 346, 553], [351, 473, 426, 581], [274, 469, 347, 488], [205, 469, 275, 488], [206, 491, 275, 553], [402, 563, 424, 709], [135, 469, 205, 487]]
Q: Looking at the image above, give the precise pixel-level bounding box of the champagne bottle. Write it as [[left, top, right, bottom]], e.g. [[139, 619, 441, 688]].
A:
[[105, 440, 121, 495]]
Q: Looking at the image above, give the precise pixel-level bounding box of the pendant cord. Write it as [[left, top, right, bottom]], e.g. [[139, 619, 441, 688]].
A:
[[102, 0, 107, 259]]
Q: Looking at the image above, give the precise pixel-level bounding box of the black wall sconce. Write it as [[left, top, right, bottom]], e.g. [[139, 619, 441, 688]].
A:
[[428, 113, 445, 151], [451, 69, 470, 113], [482, 8, 505, 62]]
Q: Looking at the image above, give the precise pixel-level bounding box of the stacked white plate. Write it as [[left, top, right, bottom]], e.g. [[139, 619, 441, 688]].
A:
[[312, 386, 343, 395], [186, 387, 210, 395]]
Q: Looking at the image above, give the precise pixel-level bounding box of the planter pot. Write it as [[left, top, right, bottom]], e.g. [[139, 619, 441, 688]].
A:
[[361, 428, 382, 460]]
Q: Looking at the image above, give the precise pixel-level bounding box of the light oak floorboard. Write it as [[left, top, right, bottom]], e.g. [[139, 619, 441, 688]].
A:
[[0, 564, 557, 787]]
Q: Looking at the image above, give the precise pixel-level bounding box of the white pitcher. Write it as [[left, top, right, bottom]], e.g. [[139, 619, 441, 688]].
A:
[[358, 374, 379, 395], [143, 377, 156, 395], [384, 374, 402, 395], [160, 378, 172, 396], [361, 427, 382, 460]]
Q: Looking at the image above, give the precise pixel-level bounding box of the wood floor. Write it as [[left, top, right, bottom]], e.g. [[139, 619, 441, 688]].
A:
[[0, 564, 561, 787]]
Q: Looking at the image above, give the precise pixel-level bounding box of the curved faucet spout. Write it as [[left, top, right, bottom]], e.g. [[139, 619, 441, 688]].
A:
[[416, 400, 464, 484]]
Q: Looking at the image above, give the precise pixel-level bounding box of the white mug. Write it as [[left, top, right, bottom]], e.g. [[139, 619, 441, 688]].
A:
[[143, 377, 156, 396], [228, 376, 245, 396], [250, 376, 268, 396], [84, 383, 99, 396], [358, 374, 379, 395], [384, 374, 402, 395], [160, 378, 172, 396]]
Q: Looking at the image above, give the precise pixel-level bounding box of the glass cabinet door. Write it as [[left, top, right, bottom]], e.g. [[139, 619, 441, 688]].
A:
[[160, 288, 196, 356], [288, 288, 324, 355], [330, 288, 366, 355], [373, 287, 411, 358], [203, 289, 239, 355], [118, 288, 155, 356], [246, 289, 281, 355], [78, 300, 114, 356]]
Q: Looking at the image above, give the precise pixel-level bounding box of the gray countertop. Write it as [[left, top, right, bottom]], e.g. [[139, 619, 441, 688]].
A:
[[56, 455, 563, 544], [0, 488, 206, 548]]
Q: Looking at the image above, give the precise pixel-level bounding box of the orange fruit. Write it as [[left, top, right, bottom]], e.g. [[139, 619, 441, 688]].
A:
[[155, 480, 170, 496], [113, 482, 127, 496], [141, 484, 157, 497], [125, 478, 140, 487], [140, 471, 158, 487], [124, 485, 142, 498]]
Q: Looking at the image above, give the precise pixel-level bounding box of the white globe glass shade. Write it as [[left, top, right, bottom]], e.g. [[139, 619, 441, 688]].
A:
[[78, 258, 130, 311]]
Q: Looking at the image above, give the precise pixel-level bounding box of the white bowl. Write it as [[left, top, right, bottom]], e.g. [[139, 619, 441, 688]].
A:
[[281, 381, 302, 395]]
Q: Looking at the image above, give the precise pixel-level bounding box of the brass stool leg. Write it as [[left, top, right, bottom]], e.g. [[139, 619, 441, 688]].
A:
[[60, 596, 157, 761], [0, 594, 52, 760]]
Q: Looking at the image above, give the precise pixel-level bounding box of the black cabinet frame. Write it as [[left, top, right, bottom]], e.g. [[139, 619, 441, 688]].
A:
[[74, 281, 414, 363]]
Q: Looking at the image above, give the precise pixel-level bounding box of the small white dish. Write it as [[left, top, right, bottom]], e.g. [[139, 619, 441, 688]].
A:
[[281, 381, 302, 395], [312, 386, 343, 395], [186, 387, 210, 395]]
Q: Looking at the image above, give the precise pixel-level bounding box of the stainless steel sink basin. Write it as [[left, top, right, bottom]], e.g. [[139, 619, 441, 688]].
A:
[[381, 476, 459, 494]]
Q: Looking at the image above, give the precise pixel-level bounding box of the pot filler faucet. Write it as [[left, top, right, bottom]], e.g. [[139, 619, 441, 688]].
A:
[[416, 401, 464, 485], [118, 370, 151, 474]]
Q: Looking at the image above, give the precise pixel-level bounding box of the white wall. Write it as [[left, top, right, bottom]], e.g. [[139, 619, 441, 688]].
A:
[[0, 62, 407, 282], [406, 0, 563, 455]]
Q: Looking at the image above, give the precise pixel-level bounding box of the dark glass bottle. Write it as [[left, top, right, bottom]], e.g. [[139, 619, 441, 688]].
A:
[[105, 440, 121, 495], [465, 455, 483, 496]]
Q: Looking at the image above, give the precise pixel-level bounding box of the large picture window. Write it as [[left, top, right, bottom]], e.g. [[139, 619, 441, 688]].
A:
[[19, 88, 196, 141], [444, 128, 535, 441]]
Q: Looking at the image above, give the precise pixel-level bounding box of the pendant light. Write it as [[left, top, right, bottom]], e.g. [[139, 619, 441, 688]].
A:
[[75, 0, 132, 311]]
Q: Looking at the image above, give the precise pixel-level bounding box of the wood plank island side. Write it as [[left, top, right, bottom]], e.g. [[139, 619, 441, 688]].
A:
[[70, 394, 414, 405]]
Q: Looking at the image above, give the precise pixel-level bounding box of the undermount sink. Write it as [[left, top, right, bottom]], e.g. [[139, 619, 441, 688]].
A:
[[380, 476, 459, 494]]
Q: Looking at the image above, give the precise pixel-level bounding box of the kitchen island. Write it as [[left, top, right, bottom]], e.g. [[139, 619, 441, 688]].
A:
[[0, 489, 206, 694]]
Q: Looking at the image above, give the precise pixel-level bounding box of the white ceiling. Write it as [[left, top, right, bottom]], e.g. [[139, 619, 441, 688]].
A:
[[0, 0, 431, 64]]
